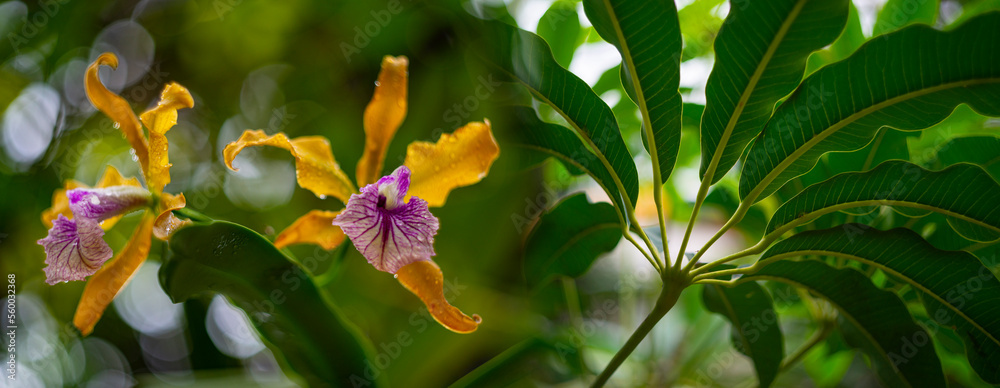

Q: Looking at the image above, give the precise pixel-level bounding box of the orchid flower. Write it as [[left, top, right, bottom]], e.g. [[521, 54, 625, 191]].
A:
[[37, 53, 194, 335], [224, 56, 499, 333]]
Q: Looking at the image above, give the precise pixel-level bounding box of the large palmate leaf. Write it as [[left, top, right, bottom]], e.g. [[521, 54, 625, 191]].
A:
[[754, 226, 1000, 383], [475, 19, 639, 217], [765, 161, 1000, 243], [932, 136, 1000, 181], [523, 193, 621, 288], [737, 260, 945, 387], [584, 0, 683, 183], [740, 13, 1000, 204], [699, 0, 849, 184], [511, 106, 630, 217], [161, 221, 378, 387], [702, 268, 783, 388]]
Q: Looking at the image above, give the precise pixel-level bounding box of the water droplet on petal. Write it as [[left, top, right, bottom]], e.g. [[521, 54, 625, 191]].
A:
[[472, 314, 482, 324], [113, 122, 120, 129], [393, 274, 398, 279], [318, 194, 327, 200], [374, 81, 381, 87]]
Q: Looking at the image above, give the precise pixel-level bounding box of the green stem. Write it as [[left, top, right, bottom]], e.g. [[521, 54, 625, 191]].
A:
[[674, 180, 710, 270], [683, 202, 750, 273], [625, 231, 662, 273], [591, 278, 684, 387], [689, 240, 767, 279], [778, 323, 832, 375]]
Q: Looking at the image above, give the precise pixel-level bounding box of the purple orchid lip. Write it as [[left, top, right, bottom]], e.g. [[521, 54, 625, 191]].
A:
[[67, 186, 152, 222], [36, 185, 150, 284], [37, 215, 113, 284], [334, 166, 440, 274]]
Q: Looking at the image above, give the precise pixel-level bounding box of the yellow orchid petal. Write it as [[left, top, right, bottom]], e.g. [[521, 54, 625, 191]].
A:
[[395, 260, 480, 334], [41, 166, 142, 230], [85, 53, 149, 175], [153, 193, 190, 240], [357, 56, 409, 187], [139, 83, 194, 194], [73, 212, 155, 336], [274, 210, 346, 250], [404, 121, 500, 207], [224, 130, 357, 203]]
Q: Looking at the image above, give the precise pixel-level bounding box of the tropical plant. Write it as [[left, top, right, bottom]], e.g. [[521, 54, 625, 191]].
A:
[[473, 0, 1000, 386]]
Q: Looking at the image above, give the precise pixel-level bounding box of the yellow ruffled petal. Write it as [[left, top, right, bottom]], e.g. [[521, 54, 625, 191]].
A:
[[85, 53, 149, 175], [41, 166, 142, 231], [273, 210, 346, 250], [404, 121, 500, 207], [224, 130, 357, 203], [357, 56, 409, 187], [73, 212, 155, 336], [395, 260, 480, 334], [139, 83, 194, 194], [153, 192, 190, 240]]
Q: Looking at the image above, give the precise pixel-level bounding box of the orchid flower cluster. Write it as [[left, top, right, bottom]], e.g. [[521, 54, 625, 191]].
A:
[[37, 53, 193, 335], [38, 54, 499, 335], [224, 56, 499, 333]]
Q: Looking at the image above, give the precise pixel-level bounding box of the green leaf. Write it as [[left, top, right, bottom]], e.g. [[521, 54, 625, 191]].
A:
[[738, 259, 946, 387], [537, 0, 583, 69], [805, 2, 865, 75], [699, 0, 849, 184], [584, 0, 683, 183], [476, 19, 639, 218], [523, 193, 621, 288], [740, 13, 1000, 204], [702, 271, 784, 388], [161, 221, 378, 387], [511, 106, 630, 218], [932, 136, 1000, 181], [765, 161, 1000, 243], [757, 226, 1000, 383], [873, 0, 939, 36]]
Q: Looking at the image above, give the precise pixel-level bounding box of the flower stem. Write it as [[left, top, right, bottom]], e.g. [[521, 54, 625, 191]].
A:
[[591, 276, 684, 387]]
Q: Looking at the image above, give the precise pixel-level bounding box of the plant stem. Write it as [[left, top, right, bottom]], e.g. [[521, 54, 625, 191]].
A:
[[689, 240, 767, 278], [673, 181, 710, 270], [591, 277, 684, 387], [625, 232, 662, 272], [682, 202, 749, 273], [778, 324, 832, 375]]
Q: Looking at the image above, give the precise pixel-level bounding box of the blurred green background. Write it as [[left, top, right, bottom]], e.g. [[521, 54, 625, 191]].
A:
[[2, 0, 1000, 387]]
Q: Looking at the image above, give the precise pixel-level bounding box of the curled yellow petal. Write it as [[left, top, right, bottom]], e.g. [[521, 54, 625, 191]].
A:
[[274, 210, 346, 250], [41, 166, 141, 230], [357, 55, 409, 187], [404, 121, 500, 207], [395, 260, 480, 334], [224, 130, 357, 203], [153, 192, 190, 240], [73, 212, 154, 336], [85, 53, 148, 175], [139, 83, 194, 193]]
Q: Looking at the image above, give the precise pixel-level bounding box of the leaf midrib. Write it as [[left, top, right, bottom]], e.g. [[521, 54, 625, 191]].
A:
[[737, 272, 915, 387], [711, 285, 757, 361], [751, 250, 1000, 349], [764, 199, 1000, 242], [704, 0, 808, 182], [746, 77, 1000, 203], [600, 0, 665, 183]]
